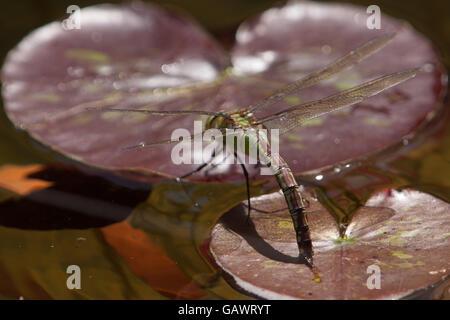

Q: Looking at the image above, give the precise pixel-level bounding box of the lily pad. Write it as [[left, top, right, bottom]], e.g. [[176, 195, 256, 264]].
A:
[[1, 1, 446, 181], [209, 189, 450, 299]]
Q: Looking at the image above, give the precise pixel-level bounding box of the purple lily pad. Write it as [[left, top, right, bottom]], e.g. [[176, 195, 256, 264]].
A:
[[1, 1, 446, 181], [209, 189, 450, 299]]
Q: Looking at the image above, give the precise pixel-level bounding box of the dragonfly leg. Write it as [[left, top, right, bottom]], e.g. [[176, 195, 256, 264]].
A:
[[180, 162, 210, 179], [241, 163, 252, 224], [179, 146, 220, 179], [203, 152, 231, 176], [233, 152, 252, 223]]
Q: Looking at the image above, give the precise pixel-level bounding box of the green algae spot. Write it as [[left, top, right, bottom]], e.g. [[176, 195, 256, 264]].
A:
[[389, 236, 406, 247], [386, 230, 420, 247], [291, 143, 305, 150], [82, 82, 102, 93], [435, 232, 450, 240], [181, 104, 195, 110], [334, 236, 355, 245], [286, 134, 302, 142], [285, 133, 304, 149], [334, 72, 361, 91], [364, 117, 391, 127], [284, 95, 301, 104], [335, 81, 354, 91], [66, 49, 109, 63], [123, 113, 149, 124], [278, 220, 293, 229], [398, 230, 420, 238], [395, 261, 425, 268], [261, 260, 279, 269], [103, 92, 122, 104], [392, 251, 413, 259], [312, 268, 321, 283], [408, 216, 421, 223], [70, 114, 94, 125], [396, 263, 414, 268], [26, 93, 62, 103], [302, 118, 323, 127], [100, 111, 123, 122], [313, 277, 321, 283]]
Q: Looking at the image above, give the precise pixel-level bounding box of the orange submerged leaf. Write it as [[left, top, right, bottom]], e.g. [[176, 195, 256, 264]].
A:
[[0, 165, 53, 195], [101, 221, 204, 299]]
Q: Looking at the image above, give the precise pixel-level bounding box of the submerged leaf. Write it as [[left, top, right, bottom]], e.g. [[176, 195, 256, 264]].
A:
[[0, 226, 165, 299], [101, 221, 205, 299]]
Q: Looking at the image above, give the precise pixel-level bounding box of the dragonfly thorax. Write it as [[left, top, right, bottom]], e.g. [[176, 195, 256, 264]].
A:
[[205, 110, 256, 130]]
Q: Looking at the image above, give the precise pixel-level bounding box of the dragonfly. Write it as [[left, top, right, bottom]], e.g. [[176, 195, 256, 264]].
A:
[[88, 33, 419, 265]]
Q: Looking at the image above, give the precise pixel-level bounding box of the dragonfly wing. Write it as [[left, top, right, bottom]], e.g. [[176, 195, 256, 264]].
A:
[[87, 107, 231, 119], [258, 68, 419, 134], [248, 33, 396, 115], [124, 127, 233, 150]]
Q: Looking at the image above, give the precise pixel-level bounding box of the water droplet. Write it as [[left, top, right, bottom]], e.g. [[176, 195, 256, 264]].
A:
[[315, 174, 324, 181], [50, 243, 55, 248], [334, 138, 341, 144], [138, 142, 145, 147], [334, 166, 341, 173], [423, 63, 434, 73], [112, 81, 121, 90], [161, 64, 170, 74], [67, 66, 84, 77], [321, 45, 331, 55], [96, 65, 113, 76], [402, 139, 409, 146], [345, 164, 351, 168]]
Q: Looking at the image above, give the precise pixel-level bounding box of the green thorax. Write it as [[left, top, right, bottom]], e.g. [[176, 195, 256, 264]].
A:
[[204, 109, 256, 130], [204, 109, 270, 157]]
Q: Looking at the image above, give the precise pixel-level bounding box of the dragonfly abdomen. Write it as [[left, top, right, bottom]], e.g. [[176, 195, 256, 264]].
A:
[[270, 153, 313, 263]]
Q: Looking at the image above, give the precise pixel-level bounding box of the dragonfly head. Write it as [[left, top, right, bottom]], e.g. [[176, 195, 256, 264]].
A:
[[205, 109, 256, 131], [205, 113, 233, 129]]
